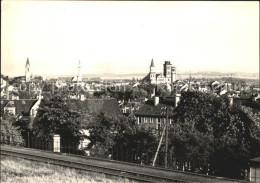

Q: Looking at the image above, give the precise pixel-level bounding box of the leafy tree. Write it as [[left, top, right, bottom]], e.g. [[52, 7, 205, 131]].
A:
[[87, 113, 157, 164], [1, 113, 24, 146], [130, 88, 148, 101], [169, 91, 260, 178], [115, 127, 157, 164], [87, 113, 132, 156], [13, 117, 31, 146], [33, 93, 83, 149]]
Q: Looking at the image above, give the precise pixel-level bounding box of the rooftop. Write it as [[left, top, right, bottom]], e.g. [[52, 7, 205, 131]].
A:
[[134, 97, 176, 117], [1, 99, 38, 116]]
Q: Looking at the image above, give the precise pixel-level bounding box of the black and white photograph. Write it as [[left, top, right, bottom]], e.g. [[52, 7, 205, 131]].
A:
[[1, 1, 259, 182]]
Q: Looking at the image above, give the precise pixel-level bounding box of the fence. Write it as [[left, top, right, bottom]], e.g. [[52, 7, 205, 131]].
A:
[[0, 135, 250, 180], [0, 135, 88, 156]]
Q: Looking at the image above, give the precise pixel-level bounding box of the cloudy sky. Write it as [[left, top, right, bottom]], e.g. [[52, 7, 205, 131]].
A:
[[1, 1, 259, 78]]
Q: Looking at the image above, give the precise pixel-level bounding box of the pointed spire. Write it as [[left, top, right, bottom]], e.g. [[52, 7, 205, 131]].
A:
[[78, 60, 81, 68], [150, 58, 155, 67], [26, 58, 30, 66]]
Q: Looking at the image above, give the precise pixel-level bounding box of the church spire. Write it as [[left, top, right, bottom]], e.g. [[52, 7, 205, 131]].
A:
[[77, 60, 82, 82], [26, 58, 30, 66], [150, 58, 155, 67], [25, 58, 31, 82]]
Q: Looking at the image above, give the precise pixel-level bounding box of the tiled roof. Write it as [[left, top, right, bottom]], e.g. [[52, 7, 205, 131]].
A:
[[134, 97, 176, 117], [0, 100, 9, 111], [142, 73, 150, 82], [250, 157, 260, 166], [69, 98, 121, 118], [156, 74, 162, 78], [1, 99, 38, 116], [34, 98, 122, 127]]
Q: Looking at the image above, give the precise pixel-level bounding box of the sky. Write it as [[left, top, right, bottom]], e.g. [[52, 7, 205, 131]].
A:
[[1, 1, 259, 78]]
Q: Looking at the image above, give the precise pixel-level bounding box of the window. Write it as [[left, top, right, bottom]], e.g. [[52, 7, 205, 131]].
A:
[[158, 118, 161, 123], [144, 117, 147, 123], [138, 117, 141, 124], [5, 107, 15, 115], [157, 124, 161, 130], [163, 118, 166, 124]]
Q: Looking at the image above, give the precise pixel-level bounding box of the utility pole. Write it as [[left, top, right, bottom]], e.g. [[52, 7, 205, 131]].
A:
[[152, 124, 166, 167], [231, 74, 233, 90], [165, 109, 169, 168], [152, 107, 172, 168]]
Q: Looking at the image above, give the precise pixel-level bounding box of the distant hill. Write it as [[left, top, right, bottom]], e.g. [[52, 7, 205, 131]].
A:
[[45, 71, 259, 80]]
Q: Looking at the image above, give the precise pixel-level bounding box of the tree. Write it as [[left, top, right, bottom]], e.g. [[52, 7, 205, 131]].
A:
[[169, 91, 260, 178], [13, 117, 31, 146], [87, 113, 157, 163], [33, 93, 83, 149], [1, 113, 24, 146], [130, 88, 148, 101], [115, 127, 157, 164], [87, 113, 132, 156]]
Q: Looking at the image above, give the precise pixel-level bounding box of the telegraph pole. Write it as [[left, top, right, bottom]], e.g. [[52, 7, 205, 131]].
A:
[[231, 74, 233, 90], [152, 107, 172, 168], [165, 109, 169, 168]]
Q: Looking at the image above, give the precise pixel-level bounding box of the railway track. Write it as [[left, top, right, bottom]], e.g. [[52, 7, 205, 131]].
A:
[[0, 145, 248, 183]]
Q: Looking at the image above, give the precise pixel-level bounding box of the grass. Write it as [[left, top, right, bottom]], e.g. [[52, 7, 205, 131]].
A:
[[1, 155, 138, 183]]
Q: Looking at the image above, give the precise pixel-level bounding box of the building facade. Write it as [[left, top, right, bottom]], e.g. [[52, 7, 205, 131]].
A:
[[250, 157, 260, 182], [134, 94, 181, 135], [143, 59, 176, 84], [1, 98, 41, 127]]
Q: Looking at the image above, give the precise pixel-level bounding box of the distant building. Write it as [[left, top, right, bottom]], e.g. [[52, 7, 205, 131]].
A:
[[134, 94, 181, 134], [121, 101, 142, 115], [25, 58, 31, 82], [1, 75, 7, 98], [250, 157, 260, 182], [1, 99, 41, 128], [142, 59, 176, 84], [71, 60, 82, 84]]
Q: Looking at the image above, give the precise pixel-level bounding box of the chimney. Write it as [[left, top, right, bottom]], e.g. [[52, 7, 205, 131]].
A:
[[154, 96, 159, 106], [150, 87, 155, 98], [80, 94, 85, 101], [37, 91, 43, 100], [175, 93, 181, 107], [6, 76, 9, 100], [228, 94, 233, 106]]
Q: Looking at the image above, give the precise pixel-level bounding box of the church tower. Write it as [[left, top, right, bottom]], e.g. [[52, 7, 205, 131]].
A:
[[150, 58, 156, 84], [77, 60, 82, 82], [163, 61, 172, 83], [25, 58, 31, 82], [171, 66, 176, 83]]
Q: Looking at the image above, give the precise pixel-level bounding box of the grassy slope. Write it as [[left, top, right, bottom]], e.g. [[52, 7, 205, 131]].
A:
[[1, 156, 136, 183]]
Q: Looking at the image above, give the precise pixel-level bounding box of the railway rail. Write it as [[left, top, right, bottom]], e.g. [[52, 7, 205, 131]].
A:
[[0, 145, 248, 183]]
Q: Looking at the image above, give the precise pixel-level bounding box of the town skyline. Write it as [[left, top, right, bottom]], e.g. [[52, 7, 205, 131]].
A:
[[1, 1, 259, 77]]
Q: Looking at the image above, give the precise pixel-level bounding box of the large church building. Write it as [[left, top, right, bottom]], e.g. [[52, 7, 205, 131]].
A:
[[143, 59, 176, 84]]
